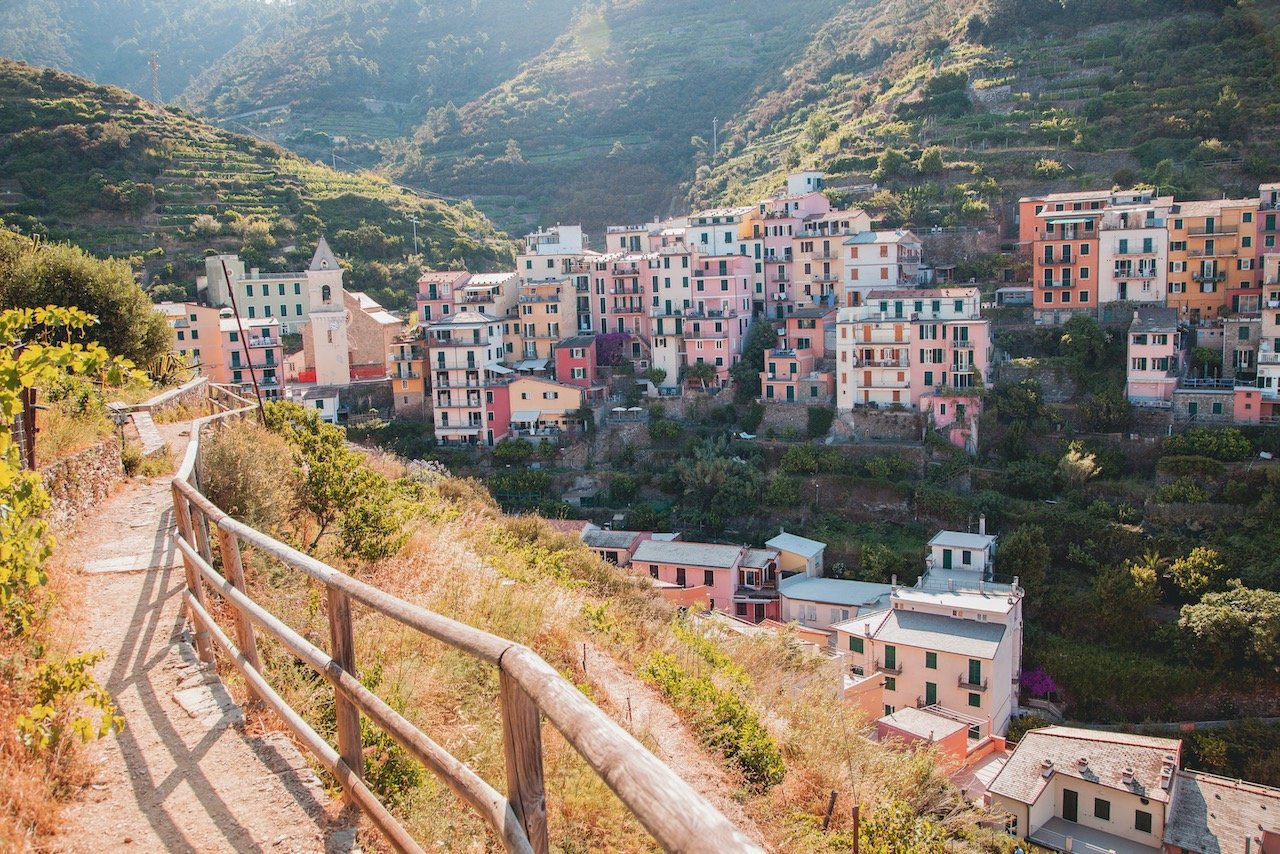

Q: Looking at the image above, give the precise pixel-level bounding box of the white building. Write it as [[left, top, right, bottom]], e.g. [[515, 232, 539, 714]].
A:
[[842, 230, 923, 307], [1095, 195, 1172, 307]]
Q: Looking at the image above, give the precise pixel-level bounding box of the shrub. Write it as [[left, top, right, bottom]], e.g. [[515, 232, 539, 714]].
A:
[[739, 401, 765, 433], [648, 419, 679, 442], [780, 444, 818, 474], [1006, 714, 1054, 743], [200, 422, 298, 532], [1163, 427, 1251, 462], [806, 406, 835, 439], [492, 437, 534, 464], [1154, 477, 1210, 504]]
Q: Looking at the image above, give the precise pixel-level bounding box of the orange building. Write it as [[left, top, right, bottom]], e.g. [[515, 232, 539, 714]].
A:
[[1166, 198, 1259, 323], [1020, 190, 1109, 322]]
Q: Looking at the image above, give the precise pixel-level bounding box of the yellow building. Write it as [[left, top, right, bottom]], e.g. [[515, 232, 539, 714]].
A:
[[506, 376, 585, 440], [1166, 198, 1258, 323], [390, 330, 428, 420], [513, 277, 575, 361]]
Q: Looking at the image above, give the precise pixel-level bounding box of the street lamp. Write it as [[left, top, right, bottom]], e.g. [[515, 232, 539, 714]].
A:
[[408, 214, 420, 255]]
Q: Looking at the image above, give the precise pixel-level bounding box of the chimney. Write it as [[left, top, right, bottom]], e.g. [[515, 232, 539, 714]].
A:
[[979, 514, 986, 535]]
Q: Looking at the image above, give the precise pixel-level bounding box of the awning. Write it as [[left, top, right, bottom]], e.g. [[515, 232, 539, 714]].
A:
[[463, 284, 498, 292], [1043, 216, 1090, 224], [487, 362, 514, 375], [514, 358, 548, 371], [512, 410, 541, 423]]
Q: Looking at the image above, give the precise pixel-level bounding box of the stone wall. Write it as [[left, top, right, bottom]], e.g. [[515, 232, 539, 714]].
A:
[[835, 409, 925, 442], [137, 377, 209, 418], [995, 362, 1078, 402], [40, 435, 123, 533]]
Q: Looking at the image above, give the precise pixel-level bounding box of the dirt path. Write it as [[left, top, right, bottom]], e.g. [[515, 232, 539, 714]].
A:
[[581, 644, 768, 847], [50, 423, 352, 853]]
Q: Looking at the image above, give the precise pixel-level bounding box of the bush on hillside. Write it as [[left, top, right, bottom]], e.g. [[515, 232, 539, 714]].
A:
[[200, 422, 299, 533], [1163, 427, 1251, 462]]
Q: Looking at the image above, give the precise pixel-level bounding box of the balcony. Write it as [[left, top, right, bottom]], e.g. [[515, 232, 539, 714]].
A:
[[431, 378, 485, 388], [518, 294, 560, 303], [813, 271, 840, 283], [854, 358, 909, 368], [1192, 271, 1226, 283], [958, 675, 988, 692], [247, 337, 278, 348], [876, 659, 902, 676], [809, 250, 840, 261], [1029, 816, 1159, 854], [461, 294, 498, 304], [1042, 279, 1074, 288], [951, 338, 974, 348], [391, 352, 421, 362], [1189, 224, 1238, 236], [393, 370, 421, 380], [430, 337, 490, 348], [434, 398, 483, 409]]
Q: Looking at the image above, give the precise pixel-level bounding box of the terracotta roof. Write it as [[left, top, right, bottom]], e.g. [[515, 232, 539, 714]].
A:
[[988, 727, 1181, 806]]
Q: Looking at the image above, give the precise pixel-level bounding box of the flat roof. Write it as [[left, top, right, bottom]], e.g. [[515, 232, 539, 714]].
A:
[[765, 531, 826, 559], [1131, 306, 1179, 332], [741, 548, 780, 569], [928, 531, 996, 551], [555, 335, 595, 349], [780, 578, 892, 609], [878, 707, 968, 741], [632, 539, 743, 569]]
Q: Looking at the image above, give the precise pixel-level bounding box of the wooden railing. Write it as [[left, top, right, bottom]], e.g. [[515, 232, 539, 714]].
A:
[[171, 386, 759, 854]]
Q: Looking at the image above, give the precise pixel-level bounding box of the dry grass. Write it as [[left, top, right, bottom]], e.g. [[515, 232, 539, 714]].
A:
[[193, 424, 1015, 852], [35, 404, 111, 462]]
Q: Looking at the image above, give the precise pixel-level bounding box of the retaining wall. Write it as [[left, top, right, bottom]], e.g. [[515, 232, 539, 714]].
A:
[[40, 435, 123, 533]]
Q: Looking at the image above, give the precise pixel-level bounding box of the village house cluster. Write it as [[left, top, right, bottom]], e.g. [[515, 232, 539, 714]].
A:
[[1020, 184, 1280, 427]]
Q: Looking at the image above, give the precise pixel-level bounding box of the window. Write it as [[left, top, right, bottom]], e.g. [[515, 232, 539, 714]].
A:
[[703, 570, 714, 587], [849, 636, 864, 654], [1094, 798, 1110, 822], [968, 692, 981, 708], [245, 284, 254, 297], [883, 645, 897, 670], [1135, 810, 1152, 833], [294, 282, 301, 295], [925, 651, 937, 669], [883, 677, 896, 692], [968, 658, 982, 685], [675, 568, 686, 587]]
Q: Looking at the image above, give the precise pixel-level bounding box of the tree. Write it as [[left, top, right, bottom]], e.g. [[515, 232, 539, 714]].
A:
[[0, 229, 171, 366], [1179, 582, 1280, 669], [858, 543, 906, 583], [685, 361, 717, 388], [1189, 346, 1223, 378], [643, 367, 667, 386], [1081, 387, 1133, 432], [1057, 440, 1101, 488], [918, 145, 945, 175], [806, 405, 835, 439], [1094, 557, 1159, 640], [730, 321, 778, 403], [1167, 546, 1230, 599], [872, 148, 911, 181], [1060, 314, 1107, 373], [859, 800, 946, 854], [998, 525, 1049, 604]]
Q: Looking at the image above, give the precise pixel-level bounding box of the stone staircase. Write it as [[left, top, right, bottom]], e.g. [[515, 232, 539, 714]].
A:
[[130, 410, 167, 457]]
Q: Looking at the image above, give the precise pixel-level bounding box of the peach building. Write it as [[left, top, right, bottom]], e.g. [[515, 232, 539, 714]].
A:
[[842, 230, 922, 307], [1026, 191, 1107, 322], [512, 277, 574, 361], [155, 302, 225, 378], [506, 375, 585, 438], [836, 288, 990, 410], [760, 307, 835, 404], [1125, 307, 1182, 405], [1095, 192, 1172, 307], [390, 331, 428, 420], [416, 270, 470, 325], [219, 315, 284, 400]]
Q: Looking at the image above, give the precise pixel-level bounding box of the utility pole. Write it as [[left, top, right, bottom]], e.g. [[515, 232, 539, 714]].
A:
[[408, 214, 420, 255], [221, 258, 267, 425], [712, 117, 718, 157], [149, 52, 161, 104]]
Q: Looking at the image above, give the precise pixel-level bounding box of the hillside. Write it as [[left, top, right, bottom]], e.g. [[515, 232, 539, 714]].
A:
[[0, 0, 272, 102], [390, 0, 846, 233], [179, 0, 583, 165], [0, 61, 515, 311], [696, 0, 1280, 225]]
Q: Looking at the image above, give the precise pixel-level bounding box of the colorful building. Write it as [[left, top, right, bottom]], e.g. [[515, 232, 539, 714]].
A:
[[760, 307, 835, 404], [390, 330, 428, 420], [553, 334, 599, 389], [842, 230, 923, 308], [1125, 307, 1183, 406], [424, 311, 511, 447], [836, 288, 990, 410], [506, 375, 585, 439], [1167, 198, 1258, 323]]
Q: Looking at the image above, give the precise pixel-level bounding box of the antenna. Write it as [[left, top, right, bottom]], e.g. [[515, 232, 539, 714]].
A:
[[149, 52, 161, 104]]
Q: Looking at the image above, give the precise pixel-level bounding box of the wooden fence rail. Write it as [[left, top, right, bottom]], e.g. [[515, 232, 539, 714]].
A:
[[171, 386, 760, 854]]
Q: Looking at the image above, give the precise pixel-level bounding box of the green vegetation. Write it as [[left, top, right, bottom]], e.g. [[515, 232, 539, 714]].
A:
[[0, 60, 514, 311], [0, 306, 133, 846]]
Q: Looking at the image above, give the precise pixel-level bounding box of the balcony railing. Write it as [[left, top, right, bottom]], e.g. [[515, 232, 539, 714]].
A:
[[1193, 271, 1226, 283], [430, 337, 491, 347], [247, 337, 278, 348], [951, 339, 974, 348], [1189, 224, 1238, 236], [813, 271, 840, 283], [958, 675, 988, 692], [876, 659, 902, 676], [1042, 279, 1074, 288], [394, 370, 421, 380]]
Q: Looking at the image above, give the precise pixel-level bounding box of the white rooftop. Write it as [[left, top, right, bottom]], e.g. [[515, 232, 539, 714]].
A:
[[928, 531, 997, 551], [765, 531, 826, 559], [779, 577, 891, 609], [878, 706, 968, 742]]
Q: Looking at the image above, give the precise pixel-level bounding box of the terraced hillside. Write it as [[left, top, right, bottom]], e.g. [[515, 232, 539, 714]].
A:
[[0, 61, 514, 309], [696, 0, 1280, 224], [391, 0, 846, 233]]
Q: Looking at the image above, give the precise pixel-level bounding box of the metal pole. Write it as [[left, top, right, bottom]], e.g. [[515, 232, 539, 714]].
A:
[[220, 258, 266, 425]]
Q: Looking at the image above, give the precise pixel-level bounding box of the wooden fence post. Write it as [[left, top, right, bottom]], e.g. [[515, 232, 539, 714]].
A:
[[500, 665, 548, 854], [327, 587, 364, 797], [193, 503, 214, 567], [172, 484, 214, 664], [217, 521, 262, 701]]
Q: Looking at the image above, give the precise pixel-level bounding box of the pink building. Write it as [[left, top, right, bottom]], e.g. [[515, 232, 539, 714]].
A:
[[219, 316, 284, 400], [416, 270, 470, 325], [836, 288, 991, 411], [760, 307, 835, 404], [553, 334, 600, 389], [631, 540, 780, 623], [925, 392, 982, 454], [1124, 306, 1182, 405]]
